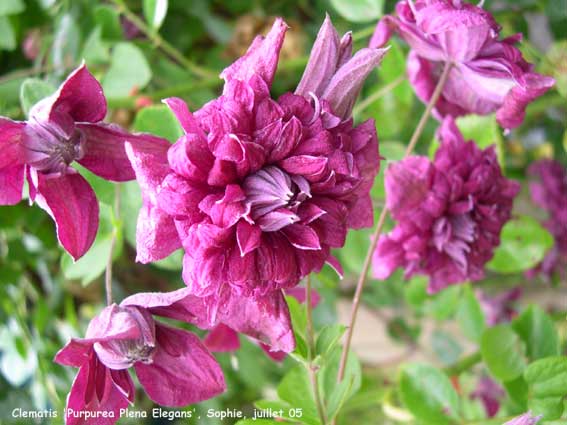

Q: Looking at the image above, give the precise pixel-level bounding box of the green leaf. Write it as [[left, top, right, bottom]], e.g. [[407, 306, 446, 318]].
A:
[[330, 0, 384, 23], [456, 284, 486, 342], [143, 0, 168, 30], [315, 324, 346, 359], [82, 27, 110, 66], [426, 285, 461, 321], [19, 79, 56, 117], [286, 296, 309, 360], [399, 363, 460, 425], [338, 228, 371, 274], [277, 366, 319, 425], [512, 305, 560, 361], [487, 215, 554, 274], [524, 356, 567, 420], [133, 105, 183, 143], [120, 181, 142, 247], [0, 0, 24, 16], [480, 325, 526, 382], [52, 14, 80, 76], [152, 249, 183, 270], [431, 330, 462, 366], [94, 5, 123, 41], [0, 322, 37, 386], [103, 42, 152, 98], [503, 376, 528, 408], [0, 17, 16, 51], [61, 204, 121, 286]]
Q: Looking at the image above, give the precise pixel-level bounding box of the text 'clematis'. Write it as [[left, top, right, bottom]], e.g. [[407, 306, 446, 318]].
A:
[[126, 17, 385, 342], [370, 0, 555, 129], [0, 64, 167, 259], [55, 289, 226, 425], [372, 117, 520, 293]]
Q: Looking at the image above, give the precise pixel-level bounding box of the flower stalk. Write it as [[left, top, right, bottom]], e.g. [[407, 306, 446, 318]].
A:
[[306, 275, 327, 425], [336, 61, 453, 383]]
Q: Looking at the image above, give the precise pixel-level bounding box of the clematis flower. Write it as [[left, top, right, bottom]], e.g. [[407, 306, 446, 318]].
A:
[[126, 17, 384, 339], [527, 159, 567, 281], [471, 376, 505, 417], [55, 289, 226, 425], [372, 117, 520, 293], [204, 286, 320, 362], [476, 287, 521, 326], [0, 64, 167, 260], [504, 412, 542, 425], [370, 0, 555, 129]]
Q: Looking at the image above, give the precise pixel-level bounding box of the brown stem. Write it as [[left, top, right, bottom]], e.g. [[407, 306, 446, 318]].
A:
[[335, 61, 453, 384]]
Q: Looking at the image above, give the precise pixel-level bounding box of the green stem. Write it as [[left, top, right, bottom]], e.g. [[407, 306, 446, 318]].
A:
[[306, 276, 327, 425], [335, 61, 454, 386], [110, 0, 215, 79], [352, 75, 406, 116], [444, 351, 482, 376]]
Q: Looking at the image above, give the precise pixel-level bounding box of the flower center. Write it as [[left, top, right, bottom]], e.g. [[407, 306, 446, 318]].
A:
[[243, 165, 311, 232], [432, 213, 477, 272], [23, 121, 85, 175]]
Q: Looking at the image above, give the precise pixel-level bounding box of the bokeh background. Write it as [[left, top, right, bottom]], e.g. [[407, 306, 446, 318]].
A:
[[0, 0, 566, 424]]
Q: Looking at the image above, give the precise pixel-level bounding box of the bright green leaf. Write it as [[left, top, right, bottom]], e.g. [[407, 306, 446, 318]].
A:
[[103, 42, 152, 98], [133, 105, 183, 143], [0, 0, 24, 16], [0, 17, 16, 51], [480, 325, 526, 382], [277, 366, 319, 425], [456, 284, 486, 342], [143, 0, 168, 30], [524, 356, 567, 420], [488, 215, 554, 274], [19, 79, 56, 117], [94, 5, 123, 41], [330, 0, 384, 23], [399, 363, 460, 425], [315, 324, 346, 359], [512, 305, 560, 360]]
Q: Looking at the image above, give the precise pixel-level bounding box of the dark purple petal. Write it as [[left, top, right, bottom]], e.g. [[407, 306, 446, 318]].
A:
[[78, 123, 170, 182], [0, 119, 26, 205], [33, 173, 98, 260], [135, 324, 225, 406], [31, 63, 107, 125], [236, 220, 262, 256]]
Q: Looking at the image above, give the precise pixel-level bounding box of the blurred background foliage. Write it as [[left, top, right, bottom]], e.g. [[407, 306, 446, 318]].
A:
[[0, 0, 566, 424]]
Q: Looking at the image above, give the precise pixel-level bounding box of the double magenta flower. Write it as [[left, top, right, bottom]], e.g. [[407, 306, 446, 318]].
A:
[[370, 0, 555, 129]]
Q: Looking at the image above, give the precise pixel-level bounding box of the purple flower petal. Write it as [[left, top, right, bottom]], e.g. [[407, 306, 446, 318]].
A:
[[0, 118, 26, 205], [77, 123, 171, 182], [33, 173, 99, 260], [135, 324, 225, 406], [220, 18, 288, 87], [135, 201, 181, 263], [204, 323, 241, 352], [31, 63, 106, 125]]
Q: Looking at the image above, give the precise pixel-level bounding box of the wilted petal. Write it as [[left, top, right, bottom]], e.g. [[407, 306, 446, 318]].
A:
[[295, 15, 340, 98], [78, 123, 170, 182], [135, 324, 225, 406], [220, 18, 288, 87], [219, 290, 295, 352], [496, 73, 555, 129], [322, 47, 388, 119], [34, 173, 98, 260]]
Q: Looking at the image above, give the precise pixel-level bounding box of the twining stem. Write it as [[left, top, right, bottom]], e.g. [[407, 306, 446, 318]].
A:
[[306, 276, 328, 425], [352, 75, 406, 116], [336, 61, 453, 383], [105, 186, 121, 306], [110, 0, 215, 79]]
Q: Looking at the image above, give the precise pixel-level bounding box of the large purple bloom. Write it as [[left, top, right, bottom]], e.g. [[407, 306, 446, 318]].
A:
[[55, 290, 226, 425], [372, 117, 520, 292], [527, 159, 567, 281], [0, 64, 166, 260], [370, 0, 555, 129], [126, 17, 384, 341]]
